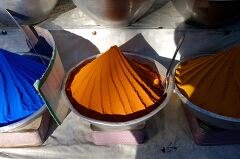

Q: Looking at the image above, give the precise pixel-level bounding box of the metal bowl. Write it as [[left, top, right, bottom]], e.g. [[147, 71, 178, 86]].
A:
[[63, 53, 173, 130], [0, 54, 49, 133], [0, 0, 58, 25], [172, 0, 240, 26], [0, 26, 56, 133], [72, 0, 155, 26], [173, 55, 240, 130]]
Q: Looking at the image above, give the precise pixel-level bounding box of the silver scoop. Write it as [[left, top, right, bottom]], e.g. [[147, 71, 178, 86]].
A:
[[5, 9, 46, 65], [162, 34, 185, 94]]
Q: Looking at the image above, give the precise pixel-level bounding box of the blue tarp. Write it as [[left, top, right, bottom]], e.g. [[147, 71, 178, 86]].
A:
[[0, 49, 48, 127]]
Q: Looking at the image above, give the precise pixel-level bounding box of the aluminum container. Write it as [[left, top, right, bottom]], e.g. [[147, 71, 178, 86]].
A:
[[63, 53, 174, 130], [0, 26, 59, 147], [172, 0, 240, 26], [0, 0, 58, 25], [0, 54, 49, 133], [72, 0, 155, 26], [173, 55, 240, 130]]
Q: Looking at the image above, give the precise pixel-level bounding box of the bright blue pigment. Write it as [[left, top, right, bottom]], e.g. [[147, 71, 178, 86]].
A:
[[0, 49, 48, 127]]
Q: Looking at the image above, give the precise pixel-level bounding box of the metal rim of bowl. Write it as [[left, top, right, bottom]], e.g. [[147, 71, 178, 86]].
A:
[[0, 53, 50, 132], [0, 0, 59, 25], [63, 52, 174, 128], [173, 54, 240, 124], [0, 26, 56, 132], [0, 106, 47, 132], [72, 0, 155, 27]]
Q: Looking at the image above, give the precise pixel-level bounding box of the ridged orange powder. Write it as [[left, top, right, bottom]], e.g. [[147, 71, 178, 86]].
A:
[[65, 46, 166, 122], [175, 45, 240, 118]]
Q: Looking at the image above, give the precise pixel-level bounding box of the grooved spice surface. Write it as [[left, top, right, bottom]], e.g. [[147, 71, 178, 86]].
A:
[[0, 49, 47, 127], [175, 45, 240, 118], [65, 46, 166, 122]]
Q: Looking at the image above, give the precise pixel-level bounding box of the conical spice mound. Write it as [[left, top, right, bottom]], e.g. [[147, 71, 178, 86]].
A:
[[65, 46, 166, 122], [175, 45, 240, 118], [0, 49, 47, 126]]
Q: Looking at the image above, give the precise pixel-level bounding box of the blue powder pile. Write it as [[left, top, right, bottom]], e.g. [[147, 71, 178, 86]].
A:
[[0, 49, 48, 127]]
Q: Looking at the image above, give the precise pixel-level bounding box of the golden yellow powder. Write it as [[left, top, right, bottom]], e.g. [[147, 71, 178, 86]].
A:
[[175, 45, 240, 118]]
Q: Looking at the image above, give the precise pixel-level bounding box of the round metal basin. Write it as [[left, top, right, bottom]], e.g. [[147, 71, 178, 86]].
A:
[[172, 0, 240, 26], [0, 26, 57, 133], [0, 0, 58, 25], [72, 0, 155, 26], [63, 53, 173, 130], [173, 55, 240, 130], [0, 54, 49, 133]]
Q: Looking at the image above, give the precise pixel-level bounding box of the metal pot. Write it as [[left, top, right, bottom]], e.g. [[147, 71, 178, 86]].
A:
[[173, 55, 240, 130], [0, 26, 56, 132], [72, 0, 155, 26], [172, 0, 240, 26], [0, 0, 58, 25], [0, 26, 64, 147], [0, 53, 50, 133], [63, 53, 173, 130]]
